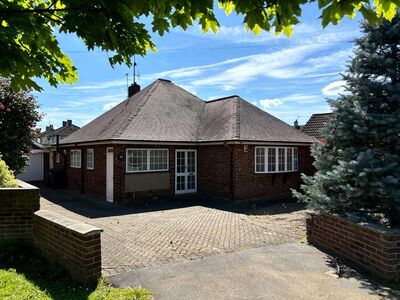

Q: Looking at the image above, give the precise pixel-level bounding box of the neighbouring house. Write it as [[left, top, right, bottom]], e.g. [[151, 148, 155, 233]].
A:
[[37, 120, 80, 145], [16, 141, 48, 182], [57, 79, 314, 203], [300, 113, 332, 142]]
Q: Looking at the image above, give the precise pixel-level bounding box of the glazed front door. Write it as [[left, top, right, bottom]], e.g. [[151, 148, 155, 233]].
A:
[[175, 149, 197, 194]]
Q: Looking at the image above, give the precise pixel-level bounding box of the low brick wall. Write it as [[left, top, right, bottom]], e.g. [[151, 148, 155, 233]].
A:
[[0, 180, 40, 242], [33, 210, 103, 284], [307, 214, 400, 280]]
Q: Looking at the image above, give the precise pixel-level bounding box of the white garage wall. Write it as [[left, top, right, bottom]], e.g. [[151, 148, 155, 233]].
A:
[[16, 151, 44, 182]]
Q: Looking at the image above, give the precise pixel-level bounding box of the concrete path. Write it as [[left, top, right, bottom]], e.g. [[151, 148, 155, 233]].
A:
[[109, 243, 394, 300]]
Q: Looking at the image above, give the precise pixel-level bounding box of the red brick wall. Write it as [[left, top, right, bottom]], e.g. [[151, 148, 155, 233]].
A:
[[0, 181, 40, 242], [33, 210, 102, 284], [231, 145, 313, 201], [197, 145, 232, 198], [65, 145, 107, 200], [307, 214, 400, 280], [61, 143, 313, 203]]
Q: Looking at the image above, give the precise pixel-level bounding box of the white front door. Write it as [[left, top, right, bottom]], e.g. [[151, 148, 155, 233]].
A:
[[106, 147, 114, 202], [175, 149, 197, 194]]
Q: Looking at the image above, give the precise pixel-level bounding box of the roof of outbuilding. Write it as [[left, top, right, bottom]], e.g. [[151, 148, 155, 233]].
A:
[[300, 113, 332, 139], [61, 79, 313, 145]]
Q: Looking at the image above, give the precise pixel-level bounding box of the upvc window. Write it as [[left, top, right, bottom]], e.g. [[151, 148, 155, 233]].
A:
[[87, 149, 94, 170], [70, 149, 81, 168], [255, 147, 298, 173], [126, 148, 168, 172]]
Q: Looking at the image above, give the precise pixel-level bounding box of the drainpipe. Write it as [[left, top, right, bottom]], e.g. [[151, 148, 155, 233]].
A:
[[80, 146, 85, 194]]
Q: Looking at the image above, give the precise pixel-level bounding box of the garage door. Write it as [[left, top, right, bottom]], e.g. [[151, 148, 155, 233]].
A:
[[17, 152, 44, 182]]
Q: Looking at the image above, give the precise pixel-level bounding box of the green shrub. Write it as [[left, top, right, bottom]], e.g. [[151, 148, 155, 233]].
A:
[[0, 155, 18, 188]]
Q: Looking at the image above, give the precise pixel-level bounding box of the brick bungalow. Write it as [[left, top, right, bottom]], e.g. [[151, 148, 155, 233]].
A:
[[57, 79, 314, 203]]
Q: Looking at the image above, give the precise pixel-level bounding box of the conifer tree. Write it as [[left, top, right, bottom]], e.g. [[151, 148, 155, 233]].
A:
[[294, 14, 400, 226]]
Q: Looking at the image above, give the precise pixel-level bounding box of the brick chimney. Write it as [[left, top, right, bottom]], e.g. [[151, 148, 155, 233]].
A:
[[294, 119, 300, 129], [62, 121, 67, 127], [67, 120, 72, 126], [128, 82, 140, 97]]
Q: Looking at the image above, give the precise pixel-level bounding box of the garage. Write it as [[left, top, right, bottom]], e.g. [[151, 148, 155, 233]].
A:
[[16, 142, 47, 182]]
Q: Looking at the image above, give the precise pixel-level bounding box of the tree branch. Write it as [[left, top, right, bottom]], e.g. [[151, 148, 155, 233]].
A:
[[0, 7, 102, 14]]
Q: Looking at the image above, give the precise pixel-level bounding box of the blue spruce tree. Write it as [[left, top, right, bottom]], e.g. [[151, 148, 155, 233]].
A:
[[294, 14, 400, 226]]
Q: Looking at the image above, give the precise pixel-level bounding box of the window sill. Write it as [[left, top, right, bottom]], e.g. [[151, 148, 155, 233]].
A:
[[255, 170, 298, 174], [125, 170, 169, 174]]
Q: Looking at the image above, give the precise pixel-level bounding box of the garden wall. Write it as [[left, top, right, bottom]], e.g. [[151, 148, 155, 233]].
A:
[[0, 180, 40, 242], [0, 180, 103, 284], [33, 210, 103, 284], [307, 214, 400, 280]]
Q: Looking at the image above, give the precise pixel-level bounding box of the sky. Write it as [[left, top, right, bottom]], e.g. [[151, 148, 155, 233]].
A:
[[35, 2, 363, 131]]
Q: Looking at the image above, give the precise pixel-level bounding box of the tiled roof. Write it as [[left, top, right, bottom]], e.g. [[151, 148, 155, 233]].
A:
[[300, 113, 332, 139], [52, 124, 80, 136], [61, 79, 313, 145]]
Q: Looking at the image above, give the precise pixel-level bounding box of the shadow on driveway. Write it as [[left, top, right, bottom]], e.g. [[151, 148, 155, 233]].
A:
[[34, 182, 303, 219]]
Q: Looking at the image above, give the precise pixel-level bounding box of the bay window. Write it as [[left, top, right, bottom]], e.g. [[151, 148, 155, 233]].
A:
[[255, 146, 298, 173]]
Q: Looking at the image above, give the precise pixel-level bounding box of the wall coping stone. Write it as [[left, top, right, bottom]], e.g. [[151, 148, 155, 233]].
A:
[[0, 179, 40, 191], [309, 212, 400, 235], [34, 210, 103, 237]]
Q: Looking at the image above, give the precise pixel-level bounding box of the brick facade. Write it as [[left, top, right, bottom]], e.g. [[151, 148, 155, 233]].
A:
[[60, 143, 313, 203], [307, 214, 400, 280], [0, 180, 40, 242], [231, 145, 314, 201]]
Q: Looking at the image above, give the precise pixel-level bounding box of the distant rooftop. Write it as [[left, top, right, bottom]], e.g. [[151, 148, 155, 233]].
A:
[[301, 113, 332, 139]]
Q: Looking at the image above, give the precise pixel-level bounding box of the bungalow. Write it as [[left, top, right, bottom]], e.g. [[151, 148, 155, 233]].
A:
[[57, 79, 314, 203]]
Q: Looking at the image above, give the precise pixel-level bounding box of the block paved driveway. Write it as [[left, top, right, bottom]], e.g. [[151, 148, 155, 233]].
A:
[[39, 186, 305, 277]]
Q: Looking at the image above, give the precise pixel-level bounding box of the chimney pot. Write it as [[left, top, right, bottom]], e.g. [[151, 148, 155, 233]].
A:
[[46, 126, 49, 131], [62, 121, 67, 127], [49, 125, 53, 130], [67, 120, 72, 125], [294, 120, 300, 129], [128, 83, 141, 97]]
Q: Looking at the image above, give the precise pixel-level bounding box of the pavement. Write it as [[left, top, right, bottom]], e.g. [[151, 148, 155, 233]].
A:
[[109, 243, 395, 300]]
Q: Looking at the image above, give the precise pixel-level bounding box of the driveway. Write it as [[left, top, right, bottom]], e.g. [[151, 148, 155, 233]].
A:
[[39, 186, 396, 299], [39, 186, 306, 276]]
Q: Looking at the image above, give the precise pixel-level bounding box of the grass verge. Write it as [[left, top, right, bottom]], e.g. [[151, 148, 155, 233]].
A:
[[0, 243, 151, 300]]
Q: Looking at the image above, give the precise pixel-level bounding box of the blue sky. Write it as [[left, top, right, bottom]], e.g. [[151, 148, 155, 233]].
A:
[[35, 2, 362, 130]]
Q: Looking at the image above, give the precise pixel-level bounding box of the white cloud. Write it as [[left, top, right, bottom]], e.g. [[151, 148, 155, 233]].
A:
[[259, 98, 283, 108], [280, 93, 323, 104], [321, 80, 347, 96], [103, 101, 119, 111]]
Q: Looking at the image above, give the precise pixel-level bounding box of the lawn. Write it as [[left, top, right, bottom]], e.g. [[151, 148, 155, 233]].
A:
[[0, 243, 151, 300]]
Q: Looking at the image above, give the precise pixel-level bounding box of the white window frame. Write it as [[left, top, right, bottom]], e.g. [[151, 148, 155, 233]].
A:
[[254, 146, 299, 174], [126, 148, 169, 173], [70, 149, 81, 169], [87, 148, 94, 170]]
